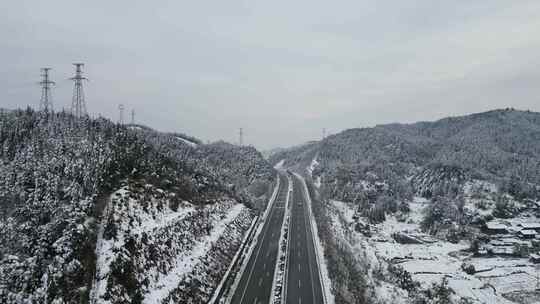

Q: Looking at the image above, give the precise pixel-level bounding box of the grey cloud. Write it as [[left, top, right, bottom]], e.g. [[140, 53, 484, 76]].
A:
[[1, 0, 540, 149]]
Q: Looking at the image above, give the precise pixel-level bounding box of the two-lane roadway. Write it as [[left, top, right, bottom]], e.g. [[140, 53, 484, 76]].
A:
[[230, 172, 324, 304], [285, 174, 324, 304], [231, 173, 288, 304]]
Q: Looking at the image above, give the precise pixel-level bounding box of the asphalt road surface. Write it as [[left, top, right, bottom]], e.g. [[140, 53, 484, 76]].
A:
[[230, 173, 289, 304], [285, 174, 324, 304]]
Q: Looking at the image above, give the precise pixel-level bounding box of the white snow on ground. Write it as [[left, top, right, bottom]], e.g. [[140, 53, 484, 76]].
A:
[[91, 186, 196, 304], [306, 156, 322, 188], [328, 199, 409, 303], [143, 203, 244, 304], [176, 136, 198, 147], [330, 198, 540, 304], [90, 184, 251, 304], [306, 155, 319, 176], [274, 159, 285, 170], [313, 176, 322, 188], [90, 187, 130, 304], [209, 216, 258, 304]]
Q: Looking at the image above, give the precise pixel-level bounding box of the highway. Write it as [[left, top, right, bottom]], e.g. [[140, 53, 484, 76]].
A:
[[230, 173, 288, 304], [285, 174, 324, 304], [230, 171, 325, 304]]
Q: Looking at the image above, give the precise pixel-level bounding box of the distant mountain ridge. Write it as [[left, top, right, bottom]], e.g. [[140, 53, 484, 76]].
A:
[[271, 108, 540, 200]]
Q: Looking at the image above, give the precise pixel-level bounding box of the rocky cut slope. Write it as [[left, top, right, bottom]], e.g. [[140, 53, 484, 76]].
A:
[[0, 108, 274, 304]]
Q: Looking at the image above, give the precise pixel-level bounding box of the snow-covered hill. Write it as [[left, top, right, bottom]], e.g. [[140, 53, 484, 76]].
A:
[[90, 183, 254, 303], [274, 108, 540, 304], [0, 109, 274, 303]]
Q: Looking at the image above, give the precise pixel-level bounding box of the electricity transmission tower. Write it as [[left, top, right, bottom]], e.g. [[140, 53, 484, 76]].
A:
[[131, 109, 135, 124], [239, 128, 243, 146], [39, 68, 55, 112], [118, 104, 125, 124], [70, 63, 88, 118]]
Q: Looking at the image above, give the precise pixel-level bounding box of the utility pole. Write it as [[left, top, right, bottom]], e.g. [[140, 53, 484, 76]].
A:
[[118, 104, 125, 124], [131, 109, 135, 124], [322, 128, 326, 140], [70, 63, 88, 118], [39, 68, 55, 112], [239, 128, 243, 146]]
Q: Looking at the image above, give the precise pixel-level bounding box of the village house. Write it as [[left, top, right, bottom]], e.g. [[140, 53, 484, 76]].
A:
[[518, 223, 540, 232], [484, 222, 508, 235], [530, 253, 540, 263], [519, 229, 537, 239]]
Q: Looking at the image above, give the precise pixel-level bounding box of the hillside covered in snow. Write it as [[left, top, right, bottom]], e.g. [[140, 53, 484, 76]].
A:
[[0, 108, 274, 303], [272, 109, 540, 304]]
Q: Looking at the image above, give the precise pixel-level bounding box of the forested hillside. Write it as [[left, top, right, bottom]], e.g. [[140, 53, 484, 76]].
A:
[[271, 108, 540, 304], [272, 109, 540, 205], [0, 108, 274, 303]]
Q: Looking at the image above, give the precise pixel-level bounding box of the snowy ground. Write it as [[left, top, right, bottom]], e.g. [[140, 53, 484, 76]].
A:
[[176, 136, 198, 147], [330, 197, 540, 304], [89, 183, 254, 304]]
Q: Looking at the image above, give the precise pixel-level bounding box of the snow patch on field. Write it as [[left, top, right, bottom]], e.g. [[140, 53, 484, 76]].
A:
[[307, 156, 319, 176], [328, 199, 409, 303], [329, 197, 540, 303], [274, 159, 285, 170], [176, 136, 198, 147]]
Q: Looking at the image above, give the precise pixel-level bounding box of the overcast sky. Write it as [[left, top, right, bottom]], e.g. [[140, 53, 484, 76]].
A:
[[1, 1, 540, 149]]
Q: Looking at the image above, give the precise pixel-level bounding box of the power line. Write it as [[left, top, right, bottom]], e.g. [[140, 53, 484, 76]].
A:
[[70, 63, 88, 118], [39, 68, 55, 112]]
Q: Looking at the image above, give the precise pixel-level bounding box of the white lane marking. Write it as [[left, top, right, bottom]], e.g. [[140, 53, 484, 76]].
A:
[[258, 277, 263, 287], [298, 263, 301, 272], [263, 263, 266, 269], [267, 271, 270, 277], [298, 279, 301, 288], [253, 297, 258, 304], [299, 297, 302, 304]]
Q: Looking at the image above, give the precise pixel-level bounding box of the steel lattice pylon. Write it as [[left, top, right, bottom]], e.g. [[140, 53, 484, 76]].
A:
[[70, 63, 88, 118], [39, 68, 55, 112]]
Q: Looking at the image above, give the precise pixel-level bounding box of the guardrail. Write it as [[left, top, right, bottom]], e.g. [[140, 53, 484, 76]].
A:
[[209, 214, 259, 304], [213, 173, 281, 304]]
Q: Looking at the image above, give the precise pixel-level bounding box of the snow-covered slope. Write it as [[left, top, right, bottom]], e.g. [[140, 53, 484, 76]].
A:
[[0, 109, 274, 304], [274, 109, 540, 304], [90, 183, 254, 303]]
